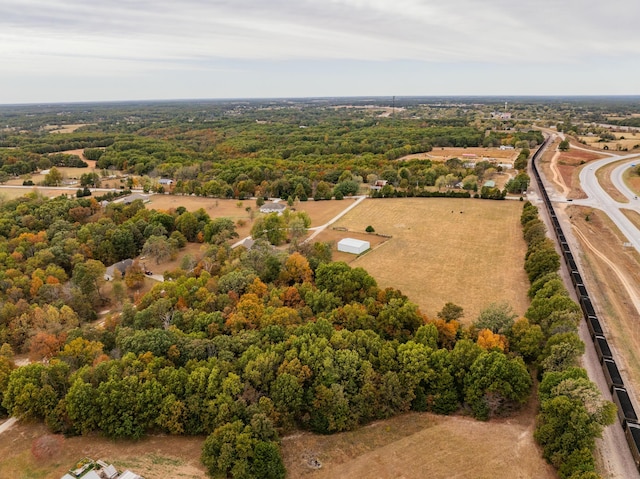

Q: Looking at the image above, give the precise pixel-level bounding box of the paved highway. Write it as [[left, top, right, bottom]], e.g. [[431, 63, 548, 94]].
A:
[[574, 151, 640, 252]]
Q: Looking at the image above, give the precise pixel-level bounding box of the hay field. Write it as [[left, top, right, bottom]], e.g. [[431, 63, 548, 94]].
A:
[[282, 408, 555, 479], [325, 197, 530, 322], [579, 133, 640, 151], [399, 146, 519, 163], [0, 187, 77, 200]]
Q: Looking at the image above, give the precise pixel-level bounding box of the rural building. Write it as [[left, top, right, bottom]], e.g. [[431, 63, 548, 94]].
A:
[[338, 238, 370, 255], [259, 202, 286, 214], [158, 178, 174, 185], [462, 161, 476, 168], [483, 180, 496, 188], [499, 145, 515, 150], [61, 458, 143, 479], [105, 258, 133, 281], [240, 237, 255, 250], [116, 193, 150, 205], [370, 179, 388, 191]]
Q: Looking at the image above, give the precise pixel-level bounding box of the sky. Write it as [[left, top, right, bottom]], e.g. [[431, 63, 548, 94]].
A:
[[1, 0, 640, 104]]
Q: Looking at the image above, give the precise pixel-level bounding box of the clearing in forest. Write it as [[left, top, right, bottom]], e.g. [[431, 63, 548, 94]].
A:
[[398, 146, 520, 163], [317, 197, 530, 323], [281, 407, 555, 479]]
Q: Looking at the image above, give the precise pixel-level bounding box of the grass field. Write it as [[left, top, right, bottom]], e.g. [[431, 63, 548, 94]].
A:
[[399, 146, 519, 163], [623, 168, 640, 195], [0, 419, 207, 479], [314, 197, 530, 322], [579, 133, 640, 151], [0, 405, 555, 479], [281, 405, 555, 479], [596, 160, 630, 203]]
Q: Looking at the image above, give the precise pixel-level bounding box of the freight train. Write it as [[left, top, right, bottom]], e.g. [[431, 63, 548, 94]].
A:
[[530, 137, 640, 470]]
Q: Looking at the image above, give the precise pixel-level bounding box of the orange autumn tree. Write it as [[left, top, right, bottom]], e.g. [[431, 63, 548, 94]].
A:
[[226, 293, 264, 331], [477, 329, 508, 352], [278, 252, 312, 285]]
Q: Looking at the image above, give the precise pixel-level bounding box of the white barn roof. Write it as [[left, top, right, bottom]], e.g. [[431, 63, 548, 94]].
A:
[[337, 238, 370, 254], [338, 238, 369, 248]]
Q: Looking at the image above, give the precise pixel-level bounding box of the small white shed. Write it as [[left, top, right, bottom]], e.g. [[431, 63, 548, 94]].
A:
[[338, 238, 370, 255]]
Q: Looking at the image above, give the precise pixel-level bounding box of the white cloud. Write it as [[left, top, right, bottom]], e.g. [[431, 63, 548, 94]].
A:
[[0, 0, 639, 101]]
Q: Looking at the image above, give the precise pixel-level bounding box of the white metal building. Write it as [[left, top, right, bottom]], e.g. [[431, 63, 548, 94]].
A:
[[337, 238, 370, 254]]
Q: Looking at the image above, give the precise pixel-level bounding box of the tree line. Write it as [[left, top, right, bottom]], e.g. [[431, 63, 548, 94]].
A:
[[520, 201, 615, 479]]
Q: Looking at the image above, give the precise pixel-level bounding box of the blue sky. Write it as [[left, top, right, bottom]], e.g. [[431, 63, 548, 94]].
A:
[[1, 0, 639, 103]]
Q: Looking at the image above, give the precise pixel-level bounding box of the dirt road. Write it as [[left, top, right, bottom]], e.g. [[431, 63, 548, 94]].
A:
[[0, 417, 17, 435]]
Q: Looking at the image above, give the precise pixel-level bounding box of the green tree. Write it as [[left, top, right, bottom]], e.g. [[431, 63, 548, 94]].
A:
[[437, 302, 464, 322], [464, 351, 531, 420], [142, 235, 174, 265], [476, 302, 516, 334], [72, 259, 106, 305], [252, 441, 285, 479], [251, 213, 287, 246], [175, 211, 199, 242], [43, 167, 63, 186], [315, 262, 378, 303], [558, 139, 570, 151]]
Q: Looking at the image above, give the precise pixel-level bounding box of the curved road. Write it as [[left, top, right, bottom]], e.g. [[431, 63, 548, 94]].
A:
[[574, 151, 640, 252]]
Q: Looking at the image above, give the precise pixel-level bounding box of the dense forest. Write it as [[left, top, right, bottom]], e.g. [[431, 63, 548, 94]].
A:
[[0, 99, 627, 478]]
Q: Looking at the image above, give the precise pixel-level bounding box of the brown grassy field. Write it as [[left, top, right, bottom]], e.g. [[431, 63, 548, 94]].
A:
[[621, 209, 640, 230], [1, 405, 555, 479], [147, 196, 354, 241], [281, 405, 556, 479], [45, 124, 92, 134], [578, 133, 640, 151], [316, 197, 530, 322], [310, 228, 390, 264], [399, 146, 519, 163], [147, 195, 256, 239], [596, 161, 630, 203], [0, 187, 78, 200], [0, 419, 207, 479], [623, 168, 640, 195]]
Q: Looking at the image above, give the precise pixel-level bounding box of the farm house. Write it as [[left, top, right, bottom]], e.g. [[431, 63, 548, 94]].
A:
[[338, 238, 370, 254]]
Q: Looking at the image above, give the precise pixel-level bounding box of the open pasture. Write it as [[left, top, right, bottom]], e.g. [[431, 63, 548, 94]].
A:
[[399, 146, 520, 163], [324, 197, 530, 322], [282, 409, 555, 479], [579, 132, 640, 151]]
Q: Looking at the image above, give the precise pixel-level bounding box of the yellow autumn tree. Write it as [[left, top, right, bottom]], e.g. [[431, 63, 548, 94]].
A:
[[477, 328, 508, 352], [226, 293, 264, 331], [278, 252, 312, 285]]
